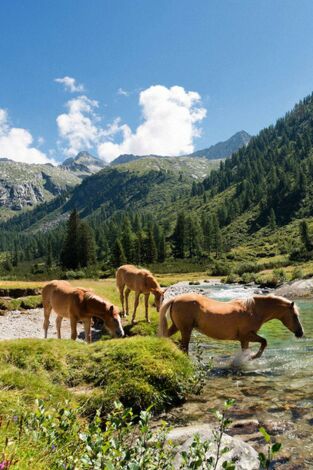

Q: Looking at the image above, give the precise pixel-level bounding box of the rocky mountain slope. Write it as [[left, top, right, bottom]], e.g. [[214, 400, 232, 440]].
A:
[[61, 151, 107, 177], [188, 130, 251, 159], [0, 152, 106, 218], [111, 131, 251, 165]]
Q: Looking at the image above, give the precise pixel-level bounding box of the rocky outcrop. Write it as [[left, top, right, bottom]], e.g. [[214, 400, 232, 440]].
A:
[[168, 423, 259, 469], [275, 278, 313, 299]]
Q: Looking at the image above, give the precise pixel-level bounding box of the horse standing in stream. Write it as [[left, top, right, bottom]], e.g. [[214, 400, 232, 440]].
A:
[[42, 280, 124, 342], [116, 264, 166, 323], [159, 293, 304, 357]]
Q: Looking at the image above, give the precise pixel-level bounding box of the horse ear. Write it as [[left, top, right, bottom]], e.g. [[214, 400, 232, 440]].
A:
[[109, 305, 114, 314], [290, 301, 294, 308]]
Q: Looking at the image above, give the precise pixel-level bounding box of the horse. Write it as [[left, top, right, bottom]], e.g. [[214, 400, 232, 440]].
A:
[[42, 280, 124, 343], [116, 264, 166, 323], [159, 293, 304, 358]]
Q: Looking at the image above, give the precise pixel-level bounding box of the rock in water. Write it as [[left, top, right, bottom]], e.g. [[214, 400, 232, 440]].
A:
[[168, 423, 259, 469]]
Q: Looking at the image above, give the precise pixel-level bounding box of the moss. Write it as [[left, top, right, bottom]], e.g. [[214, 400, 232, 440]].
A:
[[0, 337, 193, 418]]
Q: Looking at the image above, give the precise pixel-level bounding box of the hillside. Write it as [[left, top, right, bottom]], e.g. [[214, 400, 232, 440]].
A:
[[0, 152, 106, 219], [1, 94, 313, 275]]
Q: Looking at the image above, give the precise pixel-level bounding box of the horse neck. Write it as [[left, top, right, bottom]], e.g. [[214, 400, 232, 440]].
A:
[[253, 296, 285, 324], [146, 275, 160, 292], [85, 296, 107, 319]]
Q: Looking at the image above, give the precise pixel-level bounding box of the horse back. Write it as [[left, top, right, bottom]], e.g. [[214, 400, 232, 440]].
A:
[[116, 264, 159, 292]]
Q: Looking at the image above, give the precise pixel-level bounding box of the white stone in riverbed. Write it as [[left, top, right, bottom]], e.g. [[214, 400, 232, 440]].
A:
[[168, 423, 259, 469]]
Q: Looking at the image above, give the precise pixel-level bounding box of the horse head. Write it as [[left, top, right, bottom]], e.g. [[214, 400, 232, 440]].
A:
[[280, 301, 304, 338], [104, 305, 125, 338], [152, 288, 167, 312]]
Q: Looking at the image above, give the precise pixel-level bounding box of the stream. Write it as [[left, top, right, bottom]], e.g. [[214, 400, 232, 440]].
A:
[[167, 282, 313, 469]]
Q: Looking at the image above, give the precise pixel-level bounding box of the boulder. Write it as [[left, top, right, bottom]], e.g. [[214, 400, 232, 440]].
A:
[[168, 423, 259, 469]]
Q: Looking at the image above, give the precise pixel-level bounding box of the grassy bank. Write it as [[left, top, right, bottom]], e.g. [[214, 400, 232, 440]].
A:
[[0, 337, 194, 418]]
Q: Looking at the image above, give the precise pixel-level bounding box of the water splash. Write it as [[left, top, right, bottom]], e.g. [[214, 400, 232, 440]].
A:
[[231, 349, 252, 368]]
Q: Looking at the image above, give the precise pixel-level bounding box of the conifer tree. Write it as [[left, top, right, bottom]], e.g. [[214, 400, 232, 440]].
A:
[[300, 220, 312, 252], [60, 210, 81, 269], [172, 213, 185, 258], [111, 239, 126, 267], [46, 241, 53, 270], [79, 222, 96, 267]]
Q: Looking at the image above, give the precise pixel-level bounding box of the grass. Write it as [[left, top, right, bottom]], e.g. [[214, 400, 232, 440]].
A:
[[0, 337, 194, 418]]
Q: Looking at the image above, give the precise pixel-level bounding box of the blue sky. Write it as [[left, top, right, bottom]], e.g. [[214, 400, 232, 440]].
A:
[[0, 0, 313, 163]]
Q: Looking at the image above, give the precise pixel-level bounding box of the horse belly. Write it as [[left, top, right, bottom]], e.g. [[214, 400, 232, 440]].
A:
[[196, 317, 239, 341]]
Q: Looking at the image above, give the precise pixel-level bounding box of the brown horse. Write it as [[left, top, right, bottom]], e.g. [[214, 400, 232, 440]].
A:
[[42, 280, 124, 342], [159, 293, 304, 358], [116, 264, 165, 323]]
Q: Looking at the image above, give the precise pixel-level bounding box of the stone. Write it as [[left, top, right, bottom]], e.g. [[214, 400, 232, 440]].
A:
[[168, 423, 259, 469]]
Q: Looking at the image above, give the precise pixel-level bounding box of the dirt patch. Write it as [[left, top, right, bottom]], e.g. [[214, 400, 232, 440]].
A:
[[0, 308, 91, 341]]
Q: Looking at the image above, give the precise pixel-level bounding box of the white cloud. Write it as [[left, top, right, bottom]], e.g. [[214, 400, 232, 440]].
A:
[[98, 85, 206, 162], [56, 85, 207, 162], [55, 76, 85, 93], [0, 108, 53, 164], [117, 87, 129, 97], [56, 95, 100, 157]]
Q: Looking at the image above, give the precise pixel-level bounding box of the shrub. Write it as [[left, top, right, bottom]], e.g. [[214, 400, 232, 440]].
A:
[[210, 261, 231, 276], [224, 273, 239, 284], [240, 272, 256, 284], [291, 268, 304, 281]]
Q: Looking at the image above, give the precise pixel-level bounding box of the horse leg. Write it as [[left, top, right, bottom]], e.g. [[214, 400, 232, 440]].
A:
[[119, 284, 126, 316], [84, 318, 92, 343], [245, 332, 267, 359], [70, 316, 78, 341], [180, 328, 192, 354], [43, 304, 52, 338], [168, 324, 178, 337], [125, 287, 131, 316], [131, 292, 140, 324], [56, 315, 63, 339], [144, 293, 150, 323]]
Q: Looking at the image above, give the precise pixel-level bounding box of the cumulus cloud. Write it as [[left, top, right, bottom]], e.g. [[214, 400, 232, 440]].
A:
[[55, 76, 85, 93], [0, 108, 53, 164], [56, 95, 100, 157], [98, 85, 206, 161], [56, 85, 207, 162]]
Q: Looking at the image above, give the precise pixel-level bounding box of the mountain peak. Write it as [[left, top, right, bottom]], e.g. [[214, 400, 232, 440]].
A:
[[61, 151, 107, 176], [190, 130, 251, 160]]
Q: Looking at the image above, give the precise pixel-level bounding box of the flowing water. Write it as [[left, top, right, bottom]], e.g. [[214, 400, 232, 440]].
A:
[[169, 283, 313, 469]]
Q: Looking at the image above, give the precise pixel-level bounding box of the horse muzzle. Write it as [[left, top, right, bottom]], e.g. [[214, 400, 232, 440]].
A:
[[116, 329, 125, 338], [295, 328, 304, 338]]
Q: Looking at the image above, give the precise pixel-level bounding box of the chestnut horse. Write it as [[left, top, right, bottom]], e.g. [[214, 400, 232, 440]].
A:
[[116, 264, 165, 323], [159, 293, 303, 358], [42, 280, 124, 343]]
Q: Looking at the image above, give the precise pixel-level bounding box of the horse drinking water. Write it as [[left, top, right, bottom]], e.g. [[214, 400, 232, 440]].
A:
[[159, 293, 304, 357], [42, 280, 124, 343], [116, 264, 166, 323]]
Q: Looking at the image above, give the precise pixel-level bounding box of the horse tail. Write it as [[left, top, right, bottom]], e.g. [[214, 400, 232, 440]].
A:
[[159, 299, 174, 337]]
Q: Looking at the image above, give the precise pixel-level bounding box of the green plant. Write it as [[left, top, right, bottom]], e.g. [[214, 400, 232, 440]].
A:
[[258, 427, 282, 470]]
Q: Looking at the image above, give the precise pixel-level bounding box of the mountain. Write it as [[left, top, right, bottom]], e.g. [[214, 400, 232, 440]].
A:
[[2, 93, 313, 273], [61, 151, 107, 177], [0, 152, 107, 219], [0, 159, 81, 217], [189, 130, 251, 160], [111, 131, 251, 166]]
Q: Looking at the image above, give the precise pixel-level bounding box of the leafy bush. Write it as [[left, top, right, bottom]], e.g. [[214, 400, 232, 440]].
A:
[[210, 261, 231, 276], [240, 272, 256, 284], [291, 268, 304, 280]]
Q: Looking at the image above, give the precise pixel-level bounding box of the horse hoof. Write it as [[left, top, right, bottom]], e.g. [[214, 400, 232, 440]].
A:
[[146, 320, 151, 324]]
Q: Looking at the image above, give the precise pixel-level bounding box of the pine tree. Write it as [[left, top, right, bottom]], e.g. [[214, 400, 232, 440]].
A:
[[46, 241, 53, 270], [144, 229, 158, 263], [79, 222, 96, 267], [300, 220, 312, 252], [157, 231, 166, 262], [172, 213, 185, 258], [111, 239, 126, 267], [60, 210, 81, 269], [268, 208, 277, 231]]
